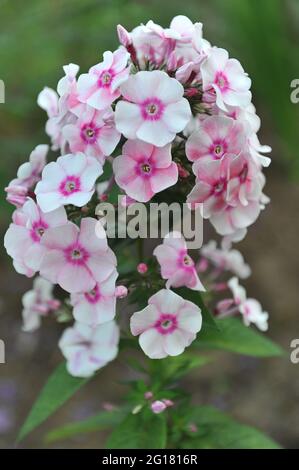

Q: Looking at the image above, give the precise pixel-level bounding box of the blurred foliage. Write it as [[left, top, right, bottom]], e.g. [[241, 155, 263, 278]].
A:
[[0, 0, 299, 221]]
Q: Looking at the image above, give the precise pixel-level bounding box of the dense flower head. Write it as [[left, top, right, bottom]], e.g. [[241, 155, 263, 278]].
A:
[[5, 15, 272, 376]]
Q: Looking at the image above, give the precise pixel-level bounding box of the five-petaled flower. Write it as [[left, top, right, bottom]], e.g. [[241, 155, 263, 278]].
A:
[[130, 289, 202, 358], [35, 152, 103, 213], [115, 70, 191, 146], [40, 218, 116, 293], [154, 232, 205, 291], [113, 139, 178, 202]]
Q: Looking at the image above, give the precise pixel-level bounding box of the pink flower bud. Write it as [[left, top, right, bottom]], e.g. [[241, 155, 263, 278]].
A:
[[117, 24, 132, 47], [185, 87, 198, 98], [177, 163, 190, 179], [99, 193, 108, 202], [144, 391, 153, 400], [115, 285, 128, 299], [188, 423, 198, 433], [102, 402, 116, 411], [47, 299, 61, 311], [151, 400, 167, 414], [162, 399, 174, 407], [137, 263, 148, 274]]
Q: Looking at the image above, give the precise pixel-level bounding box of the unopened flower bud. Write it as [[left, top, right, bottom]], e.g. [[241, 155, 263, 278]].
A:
[[117, 24, 132, 47], [177, 163, 190, 179], [151, 400, 167, 414], [137, 262, 148, 274], [144, 391, 153, 400], [162, 399, 174, 407], [115, 285, 128, 299]]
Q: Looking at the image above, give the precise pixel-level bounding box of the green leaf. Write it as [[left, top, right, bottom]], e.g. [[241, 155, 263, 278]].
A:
[[107, 411, 167, 449], [197, 317, 284, 357], [150, 353, 210, 385], [174, 288, 219, 331], [182, 405, 281, 449], [17, 363, 89, 443], [45, 408, 127, 444]]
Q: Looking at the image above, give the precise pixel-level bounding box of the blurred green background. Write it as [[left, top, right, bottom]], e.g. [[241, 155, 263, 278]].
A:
[[1, 0, 299, 449]]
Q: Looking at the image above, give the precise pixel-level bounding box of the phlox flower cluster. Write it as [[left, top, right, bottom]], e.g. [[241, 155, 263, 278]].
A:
[[4, 16, 271, 379]]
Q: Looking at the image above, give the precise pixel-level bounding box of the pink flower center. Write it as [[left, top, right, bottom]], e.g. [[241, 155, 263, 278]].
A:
[[141, 98, 165, 121], [135, 158, 155, 178], [59, 176, 81, 196], [140, 162, 152, 176], [209, 140, 227, 159], [80, 123, 99, 144], [182, 254, 193, 267], [64, 244, 89, 265], [98, 70, 113, 88], [214, 71, 229, 91], [155, 313, 178, 335], [30, 220, 49, 243], [84, 285, 101, 304]]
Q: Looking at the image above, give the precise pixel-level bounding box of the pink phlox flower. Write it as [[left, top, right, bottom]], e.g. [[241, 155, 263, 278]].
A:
[[22, 276, 60, 332], [35, 152, 103, 213], [5, 144, 48, 207], [40, 217, 116, 294], [115, 70, 191, 147], [200, 47, 252, 111], [70, 270, 118, 326], [200, 240, 251, 278], [77, 47, 130, 110], [113, 139, 178, 202], [59, 321, 119, 377], [4, 198, 67, 277], [153, 232, 205, 291], [63, 105, 120, 164], [228, 277, 268, 331], [186, 115, 246, 163], [130, 288, 202, 359]]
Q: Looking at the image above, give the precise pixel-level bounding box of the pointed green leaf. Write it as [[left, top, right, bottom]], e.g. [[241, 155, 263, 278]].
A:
[[182, 405, 281, 449], [17, 363, 89, 443], [106, 411, 167, 449], [197, 317, 284, 357], [45, 408, 128, 444]]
